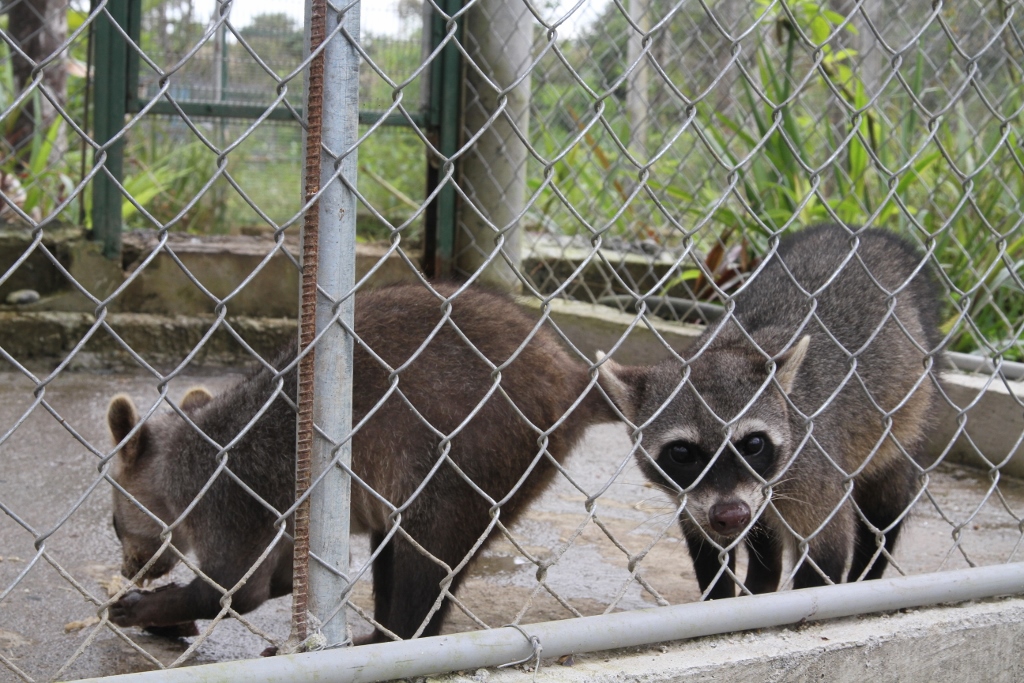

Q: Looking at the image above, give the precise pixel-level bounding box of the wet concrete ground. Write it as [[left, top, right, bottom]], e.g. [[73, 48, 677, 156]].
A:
[[1, 368, 1022, 682]]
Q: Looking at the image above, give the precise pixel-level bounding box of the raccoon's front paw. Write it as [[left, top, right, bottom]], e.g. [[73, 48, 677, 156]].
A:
[[109, 584, 188, 631], [109, 589, 146, 627]]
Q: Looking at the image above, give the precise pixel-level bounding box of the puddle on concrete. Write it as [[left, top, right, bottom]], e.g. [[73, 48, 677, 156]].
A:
[[473, 554, 532, 577]]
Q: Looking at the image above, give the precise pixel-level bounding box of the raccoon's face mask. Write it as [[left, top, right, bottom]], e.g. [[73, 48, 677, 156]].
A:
[[650, 406, 790, 541], [654, 428, 778, 491], [597, 335, 811, 538]]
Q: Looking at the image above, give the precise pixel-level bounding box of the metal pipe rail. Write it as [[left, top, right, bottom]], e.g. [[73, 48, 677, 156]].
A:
[[71, 562, 1024, 683]]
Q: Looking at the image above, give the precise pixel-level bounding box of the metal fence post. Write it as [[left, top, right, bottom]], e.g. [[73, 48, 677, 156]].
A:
[[309, 0, 359, 646], [423, 0, 463, 279], [90, 0, 132, 258], [294, 0, 359, 648], [457, 0, 531, 290], [627, 0, 650, 155]]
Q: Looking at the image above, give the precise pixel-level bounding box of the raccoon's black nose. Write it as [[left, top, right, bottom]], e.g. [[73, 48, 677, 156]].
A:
[[708, 502, 751, 535]]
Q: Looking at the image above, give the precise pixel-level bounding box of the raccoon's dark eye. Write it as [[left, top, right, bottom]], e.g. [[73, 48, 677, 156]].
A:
[[738, 434, 766, 457], [736, 432, 774, 477], [663, 441, 698, 466], [656, 440, 707, 489]]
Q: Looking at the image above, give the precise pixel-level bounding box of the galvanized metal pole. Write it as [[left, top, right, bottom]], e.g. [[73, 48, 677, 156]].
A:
[[626, 0, 650, 155], [308, 0, 359, 646], [294, 0, 359, 649], [458, 0, 531, 290], [74, 563, 1024, 683]]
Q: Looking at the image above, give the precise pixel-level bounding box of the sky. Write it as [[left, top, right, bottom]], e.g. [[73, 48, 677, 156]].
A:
[[191, 0, 606, 37], [190, 0, 410, 35]]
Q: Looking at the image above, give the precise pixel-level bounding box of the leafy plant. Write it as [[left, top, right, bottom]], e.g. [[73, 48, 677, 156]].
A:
[[641, 0, 1023, 361]]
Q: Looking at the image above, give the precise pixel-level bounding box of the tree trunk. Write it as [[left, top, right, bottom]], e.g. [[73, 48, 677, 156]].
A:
[[457, 0, 532, 291], [6, 0, 68, 152]]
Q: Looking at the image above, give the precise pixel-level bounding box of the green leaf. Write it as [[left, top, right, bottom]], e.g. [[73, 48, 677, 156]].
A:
[[23, 117, 64, 212], [808, 16, 832, 45]]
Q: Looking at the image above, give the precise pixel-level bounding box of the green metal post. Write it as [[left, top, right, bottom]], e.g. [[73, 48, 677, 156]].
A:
[[91, 0, 134, 259], [126, 0, 140, 108], [423, 0, 461, 279]]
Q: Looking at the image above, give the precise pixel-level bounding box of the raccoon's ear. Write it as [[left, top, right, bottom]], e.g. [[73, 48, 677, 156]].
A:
[[107, 395, 147, 464], [595, 351, 645, 423], [775, 335, 811, 394], [180, 387, 213, 412]]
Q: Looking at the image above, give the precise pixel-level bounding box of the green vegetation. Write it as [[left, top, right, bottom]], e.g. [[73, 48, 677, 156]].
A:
[[1, 2, 1018, 360], [522, 0, 1023, 361], [120, 7, 428, 242]]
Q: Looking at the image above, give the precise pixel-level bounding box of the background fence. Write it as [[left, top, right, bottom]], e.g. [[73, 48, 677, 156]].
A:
[[0, 0, 1022, 681]]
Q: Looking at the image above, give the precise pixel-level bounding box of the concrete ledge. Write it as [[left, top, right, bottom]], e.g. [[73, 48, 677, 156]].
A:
[[0, 229, 421, 317], [0, 311, 296, 369], [433, 596, 1024, 682], [523, 236, 688, 302], [530, 298, 1024, 477], [933, 372, 1024, 479], [522, 296, 703, 366]]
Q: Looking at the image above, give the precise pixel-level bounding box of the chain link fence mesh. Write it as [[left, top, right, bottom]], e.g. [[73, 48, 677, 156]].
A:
[[0, 0, 1022, 680]]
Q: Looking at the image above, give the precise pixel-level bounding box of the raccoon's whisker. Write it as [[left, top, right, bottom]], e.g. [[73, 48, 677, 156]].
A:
[[632, 495, 678, 512], [759, 486, 814, 507], [629, 480, 682, 498], [630, 512, 682, 536], [766, 493, 818, 508], [745, 540, 767, 567], [606, 481, 668, 491]]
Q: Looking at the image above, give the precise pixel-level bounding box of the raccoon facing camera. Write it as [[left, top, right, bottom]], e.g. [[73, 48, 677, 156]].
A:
[[600, 223, 944, 599], [105, 284, 621, 644]]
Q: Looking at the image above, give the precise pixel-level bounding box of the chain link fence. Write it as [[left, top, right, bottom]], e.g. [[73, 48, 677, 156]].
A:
[[0, 0, 1022, 681]]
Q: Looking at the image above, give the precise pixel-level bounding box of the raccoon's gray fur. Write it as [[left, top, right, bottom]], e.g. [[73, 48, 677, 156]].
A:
[[106, 283, 619, 642], [601, 224, 943, 597]]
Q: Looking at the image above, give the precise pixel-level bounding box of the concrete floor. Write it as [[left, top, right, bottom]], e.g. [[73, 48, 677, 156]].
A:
[[1, 368, 1022, 683]]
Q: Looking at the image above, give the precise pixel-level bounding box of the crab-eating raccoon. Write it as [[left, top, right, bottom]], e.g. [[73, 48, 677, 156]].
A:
[[600, 224, 943, 598], [106, 283, 620, 642]]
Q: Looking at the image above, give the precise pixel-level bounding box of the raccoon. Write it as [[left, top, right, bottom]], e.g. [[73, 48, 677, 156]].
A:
[[106, 283, 619, 642], [600, 224, 943, 598]]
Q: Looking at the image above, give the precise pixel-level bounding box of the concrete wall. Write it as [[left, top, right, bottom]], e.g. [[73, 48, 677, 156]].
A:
[[934, 373, 1024, 479], [432, 597, 1024, 683], [0, 229, 414, 317]]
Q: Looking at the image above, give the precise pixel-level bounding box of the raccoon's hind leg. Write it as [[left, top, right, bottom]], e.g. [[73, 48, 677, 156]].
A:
[[366, 529, 460, 642], [685, 531, 738, 599], [790, 510, 852, 590], [848, 456, 918, 582], [742, 523, 781, 594], [367, 502, 487, 642], [368, 531, 395, 641]]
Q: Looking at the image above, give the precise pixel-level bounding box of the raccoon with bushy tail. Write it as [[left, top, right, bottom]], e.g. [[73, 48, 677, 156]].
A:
[[601, 224, 943, 598]]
